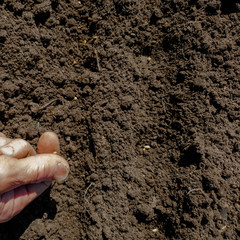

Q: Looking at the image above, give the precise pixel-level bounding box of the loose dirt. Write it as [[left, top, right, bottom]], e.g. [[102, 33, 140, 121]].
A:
[[0, 0, 239, 239]]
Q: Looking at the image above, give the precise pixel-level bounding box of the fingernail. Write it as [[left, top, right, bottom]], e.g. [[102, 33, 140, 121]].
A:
[[1, 146, 14, 155], [55, 163, 69, 183]]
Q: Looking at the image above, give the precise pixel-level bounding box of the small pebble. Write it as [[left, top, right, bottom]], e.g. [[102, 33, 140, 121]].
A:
[[144, 145, 151, 150]]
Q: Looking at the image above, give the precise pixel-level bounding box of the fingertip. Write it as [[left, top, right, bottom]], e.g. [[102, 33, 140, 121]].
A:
[[55, 163, 69, 183], [0, 135, 11, 148], [37, 132, 60, 155]]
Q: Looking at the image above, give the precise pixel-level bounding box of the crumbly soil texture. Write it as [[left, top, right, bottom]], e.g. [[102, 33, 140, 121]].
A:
[[0, 0, 239, 239]]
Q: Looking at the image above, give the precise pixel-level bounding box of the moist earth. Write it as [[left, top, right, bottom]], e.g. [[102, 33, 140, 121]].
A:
[[0, 0, 239, 239]]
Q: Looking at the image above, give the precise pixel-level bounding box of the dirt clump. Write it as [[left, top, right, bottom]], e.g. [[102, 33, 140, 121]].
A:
[[0, 0, 239, 239]]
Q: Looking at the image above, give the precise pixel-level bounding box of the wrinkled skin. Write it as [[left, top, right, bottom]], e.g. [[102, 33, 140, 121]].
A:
[[0, 132, 69, 223]]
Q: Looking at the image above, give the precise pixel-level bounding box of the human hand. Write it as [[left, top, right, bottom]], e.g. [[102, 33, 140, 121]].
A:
[[0, 132, 69, 223]]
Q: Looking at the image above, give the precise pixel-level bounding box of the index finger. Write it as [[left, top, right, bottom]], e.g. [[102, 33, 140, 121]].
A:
[[0, 139, 36, 158], [0, 133, 11, 149]]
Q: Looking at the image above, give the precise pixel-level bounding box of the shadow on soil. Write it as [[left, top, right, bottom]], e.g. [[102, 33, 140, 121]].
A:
[[0, 188, 56, 240]]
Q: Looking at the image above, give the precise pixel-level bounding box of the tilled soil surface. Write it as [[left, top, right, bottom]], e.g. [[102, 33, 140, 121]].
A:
[[0, 0, 239, 239]]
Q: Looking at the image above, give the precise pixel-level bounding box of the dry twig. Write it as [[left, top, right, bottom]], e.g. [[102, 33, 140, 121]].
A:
[[94, 49, 101, 72], [187, 188, 206, 196], [33, 98, 58, 114], [84, 183, 94, 203]]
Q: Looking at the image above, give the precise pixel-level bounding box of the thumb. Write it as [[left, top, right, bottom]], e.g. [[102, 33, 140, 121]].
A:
[[0, 154, 69, 194]]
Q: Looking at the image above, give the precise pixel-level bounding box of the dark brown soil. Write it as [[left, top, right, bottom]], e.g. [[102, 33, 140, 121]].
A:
[[0, 0, 239, 239]]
